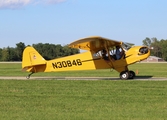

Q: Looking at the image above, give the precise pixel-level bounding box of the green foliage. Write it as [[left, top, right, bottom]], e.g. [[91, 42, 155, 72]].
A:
[[0, 48, 9, 61], [16, 42, 26, 61], [0, 42, 79, 61], [142, 37, 151, 47], [0, 48, 2, 60], [142, 37, 167, 61], [33, 43, 79, 60], [0, 42, 25, 61]]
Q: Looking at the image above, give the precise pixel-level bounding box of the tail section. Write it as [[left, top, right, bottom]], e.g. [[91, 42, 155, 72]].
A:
[[22, 46, 46, 72]]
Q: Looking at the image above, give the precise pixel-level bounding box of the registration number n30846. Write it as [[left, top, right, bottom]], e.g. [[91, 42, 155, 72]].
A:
[[52, 59, 82, 69]]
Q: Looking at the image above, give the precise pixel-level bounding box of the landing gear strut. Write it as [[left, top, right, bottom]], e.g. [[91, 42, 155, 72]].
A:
[[120, 70, 136, 80], [26, 72, 34, 79]]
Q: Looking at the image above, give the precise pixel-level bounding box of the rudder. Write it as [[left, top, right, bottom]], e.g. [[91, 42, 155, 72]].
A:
[[22, 46, 46, 72]]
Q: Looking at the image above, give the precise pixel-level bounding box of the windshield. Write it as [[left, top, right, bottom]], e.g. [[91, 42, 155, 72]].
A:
[[122, 42, 134, 51]]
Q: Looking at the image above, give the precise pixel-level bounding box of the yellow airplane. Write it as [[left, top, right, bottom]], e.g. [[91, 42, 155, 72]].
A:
[[22, 36, 150, 79]]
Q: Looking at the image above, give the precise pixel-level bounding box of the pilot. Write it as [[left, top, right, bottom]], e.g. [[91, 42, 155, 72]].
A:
[[102, 49, 109, 60], [115, 46, 124, 60], [102, 49, 115, 61]]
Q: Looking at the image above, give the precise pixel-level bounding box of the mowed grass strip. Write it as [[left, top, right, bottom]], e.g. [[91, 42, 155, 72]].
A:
[[0, 80, 167, 120], [0, 63, 167, 119], [0, 62, 167, 77]]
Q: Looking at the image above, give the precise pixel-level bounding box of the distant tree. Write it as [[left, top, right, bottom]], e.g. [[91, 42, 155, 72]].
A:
[[33, 43, 61, 60], [16, 42, 26, 61], [1, 47, 9, 61], [142, 37, 161, 57], [54, 44, 64, 58], [71, 47, 80, 55], [0, 42, 78, 61], [8, 47, 18, 61], [142, 37, 151, 47], [150, 38, 162, 57], [62, 45, 72, 56], [0, 48, 2, 61], [62, 45, 80, 56], [159, 39, 167, 61], [143, 37, 167, 61], [32, 43, 80, 60]]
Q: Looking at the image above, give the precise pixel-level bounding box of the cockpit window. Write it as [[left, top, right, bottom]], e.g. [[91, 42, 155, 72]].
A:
[[122, 42, 134, 51]]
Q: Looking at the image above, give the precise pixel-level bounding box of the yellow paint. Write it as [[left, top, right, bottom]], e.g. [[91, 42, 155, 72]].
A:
[[22, 36, 150, 77]]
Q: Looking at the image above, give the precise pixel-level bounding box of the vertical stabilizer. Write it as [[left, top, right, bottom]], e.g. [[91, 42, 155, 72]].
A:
[[22, 46, 46, 71]]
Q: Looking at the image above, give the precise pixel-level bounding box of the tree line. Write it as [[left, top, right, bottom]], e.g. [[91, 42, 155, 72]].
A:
[[0, 37, 167, 61], [142, 37, 167, 61], [0, 42, 80, 61]]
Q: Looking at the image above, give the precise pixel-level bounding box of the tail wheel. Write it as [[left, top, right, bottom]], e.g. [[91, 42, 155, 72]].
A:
[[120, 71, 129, 80], [129, 71, 136, 79], [26, 72, 34, 79]]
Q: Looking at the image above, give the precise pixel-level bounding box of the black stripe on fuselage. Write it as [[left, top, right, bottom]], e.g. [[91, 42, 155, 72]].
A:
[[81, 58, 101, 62]]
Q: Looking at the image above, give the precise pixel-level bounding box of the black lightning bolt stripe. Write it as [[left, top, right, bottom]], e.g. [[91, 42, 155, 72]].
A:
[[124, 54, 133, 58], [81, 58, 101, 62]]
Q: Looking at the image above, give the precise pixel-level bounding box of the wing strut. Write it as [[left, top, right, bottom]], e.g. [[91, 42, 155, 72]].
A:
[[104, 40, 115, 69]]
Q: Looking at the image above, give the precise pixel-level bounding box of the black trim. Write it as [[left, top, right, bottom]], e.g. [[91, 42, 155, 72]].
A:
[[124, 54, 133, 59], [82, 58, 101, 62]]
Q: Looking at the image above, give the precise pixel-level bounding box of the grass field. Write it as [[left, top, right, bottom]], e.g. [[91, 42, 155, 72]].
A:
[[0, 62, 167, 77], [0, 62, 167, 119]]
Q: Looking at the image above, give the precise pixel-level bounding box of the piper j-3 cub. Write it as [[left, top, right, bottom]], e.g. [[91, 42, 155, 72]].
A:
[[22, 36, 150, 79]]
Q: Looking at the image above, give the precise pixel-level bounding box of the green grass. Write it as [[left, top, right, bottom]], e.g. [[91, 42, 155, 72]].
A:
[[0, 62, 167, 119], [0, 62, 167, 77], [0, 80, 167, 120]]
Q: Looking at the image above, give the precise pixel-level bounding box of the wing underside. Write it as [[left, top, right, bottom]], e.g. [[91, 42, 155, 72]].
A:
[[68, 36, 122, 52]]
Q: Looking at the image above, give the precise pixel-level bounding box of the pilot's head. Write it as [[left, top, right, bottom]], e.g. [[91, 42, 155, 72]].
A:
[[116, 46, 120, 49], [102, 49, 107, 54]]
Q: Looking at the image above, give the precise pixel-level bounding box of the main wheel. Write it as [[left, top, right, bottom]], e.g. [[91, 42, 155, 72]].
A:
[[120, 71, 129, 80], [129, 71, 136, 79]]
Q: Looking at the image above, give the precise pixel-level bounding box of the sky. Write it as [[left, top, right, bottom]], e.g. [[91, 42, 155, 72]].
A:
[[0, 0, 167, 48]]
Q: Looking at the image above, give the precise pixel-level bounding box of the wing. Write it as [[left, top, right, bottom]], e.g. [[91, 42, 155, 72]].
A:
[[68, 36, 122, 52]]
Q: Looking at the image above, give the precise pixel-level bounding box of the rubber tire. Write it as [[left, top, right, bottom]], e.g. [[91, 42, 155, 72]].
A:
[[120, 71, 129, 80], [129, 71, 136, 79]]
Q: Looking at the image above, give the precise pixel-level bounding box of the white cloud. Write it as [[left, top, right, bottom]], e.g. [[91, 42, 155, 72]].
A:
[[0, 0, 66, 9], [44, 0, 66, 4], [0, 0, 31, 9]]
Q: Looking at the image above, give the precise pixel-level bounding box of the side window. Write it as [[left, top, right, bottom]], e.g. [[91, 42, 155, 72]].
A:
[[92, 50, 102, 58]]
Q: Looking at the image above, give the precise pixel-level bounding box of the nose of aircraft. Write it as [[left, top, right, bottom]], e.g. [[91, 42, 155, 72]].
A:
[[139, 47, 149, 54]]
